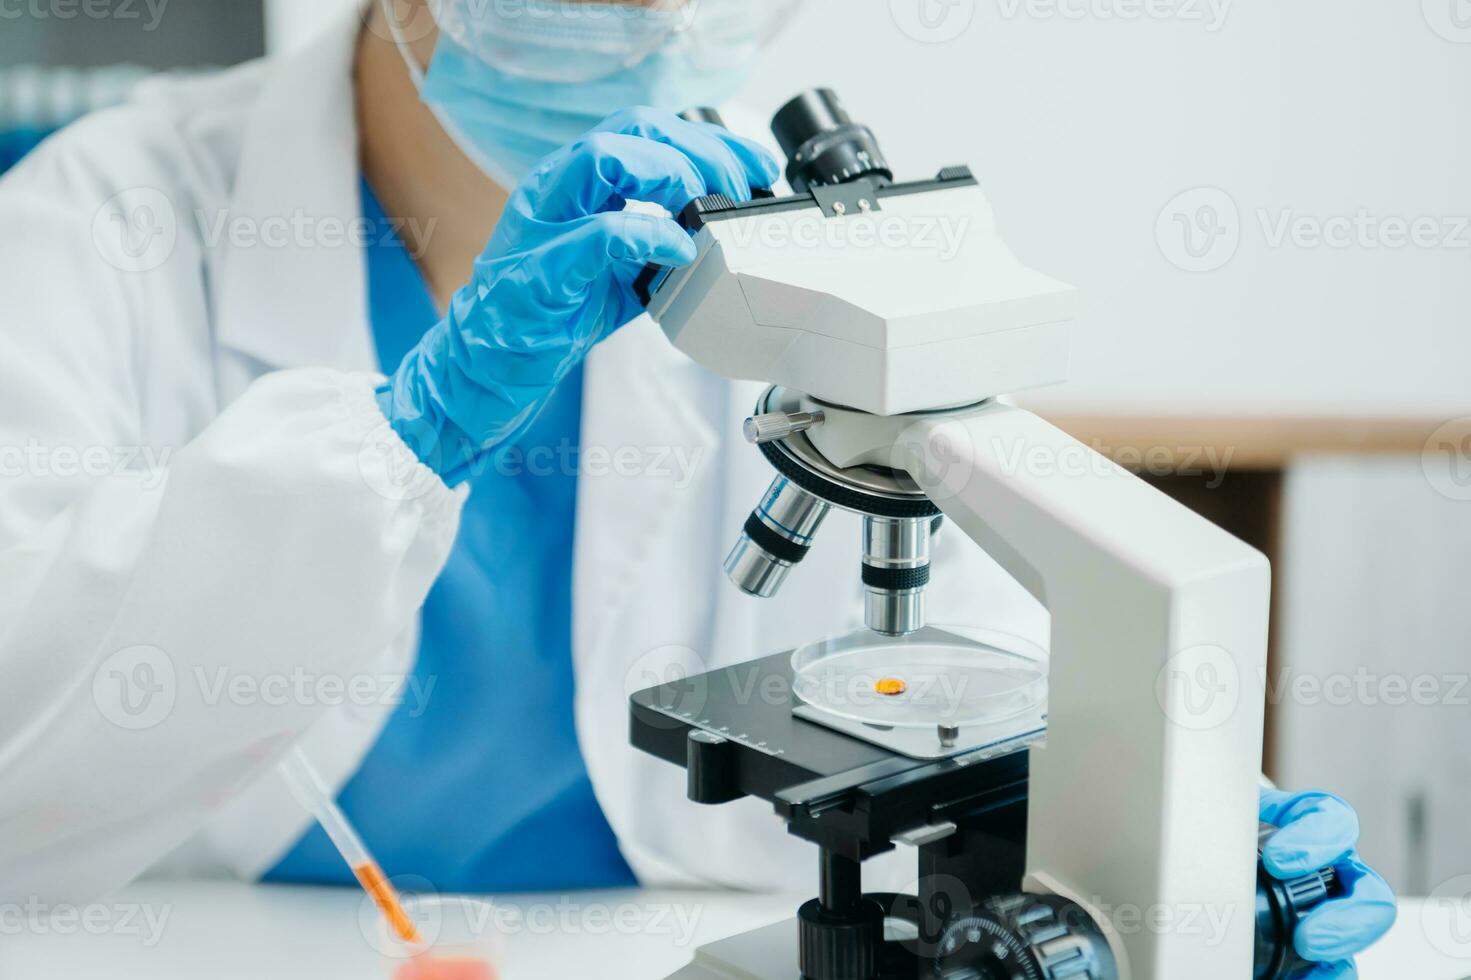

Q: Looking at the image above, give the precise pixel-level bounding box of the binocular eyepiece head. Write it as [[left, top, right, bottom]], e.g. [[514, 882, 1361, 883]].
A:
[[683, 88, 892, 196], [772, 88, 893, 195]]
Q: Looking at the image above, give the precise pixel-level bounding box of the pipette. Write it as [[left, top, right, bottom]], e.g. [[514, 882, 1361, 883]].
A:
[[278, 746, 424, 945]]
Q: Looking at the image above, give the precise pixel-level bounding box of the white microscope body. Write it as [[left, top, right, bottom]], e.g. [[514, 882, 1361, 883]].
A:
[[645, 94, 1270, 979]]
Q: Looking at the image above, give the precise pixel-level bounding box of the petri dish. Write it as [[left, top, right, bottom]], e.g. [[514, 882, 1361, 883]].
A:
[[791, 625, 1047, 728], [379, 896, 503, 980]]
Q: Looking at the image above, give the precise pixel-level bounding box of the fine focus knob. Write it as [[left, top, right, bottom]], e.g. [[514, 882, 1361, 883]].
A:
[[743, 410, 826, 445]]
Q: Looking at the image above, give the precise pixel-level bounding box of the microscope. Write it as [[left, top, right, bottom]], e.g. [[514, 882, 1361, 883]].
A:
[[631, 90, 1334, 980]]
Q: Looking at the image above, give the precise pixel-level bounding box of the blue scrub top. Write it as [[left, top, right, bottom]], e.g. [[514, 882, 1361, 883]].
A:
[[266, 180, 635, 893]]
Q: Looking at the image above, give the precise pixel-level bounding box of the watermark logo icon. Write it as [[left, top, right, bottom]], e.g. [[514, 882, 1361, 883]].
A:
[[1157, 187, 1241, 272], [370, 0, 443, 43], [1423, 0, 1471, 42], [92, 645, 177, 731], [624, 645, 711, 731], [1423, 418, 1471, 501], [359, 421, 442, 503], [1155, 644, 1240, 730], [891, 0, 976, 43], [358, 875, 441, 956], [894, 417, 978, 508], [92, 188, 177, 273], [1425, 874, 1471, 955]]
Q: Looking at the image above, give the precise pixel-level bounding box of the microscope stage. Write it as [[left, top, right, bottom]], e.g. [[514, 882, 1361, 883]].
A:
[[629, 649, 1038, 858]]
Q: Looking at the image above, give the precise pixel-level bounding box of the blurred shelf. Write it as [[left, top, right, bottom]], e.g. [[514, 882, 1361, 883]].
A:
[[1036, 414, 1470, 469]]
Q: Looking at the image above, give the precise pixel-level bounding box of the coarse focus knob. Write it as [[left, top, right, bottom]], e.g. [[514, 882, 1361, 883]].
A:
[[800, 896, 884, 980], [743, 411, 825, 445], [935, 894, 1117, 980]]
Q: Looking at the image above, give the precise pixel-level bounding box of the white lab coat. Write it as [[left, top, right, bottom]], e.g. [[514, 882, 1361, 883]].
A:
[[0, 7, 1045, 902]]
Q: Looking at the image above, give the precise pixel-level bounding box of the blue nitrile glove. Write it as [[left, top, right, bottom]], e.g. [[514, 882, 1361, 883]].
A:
[[377, 107, 780, 485], [1259, 789, 1397, 978]]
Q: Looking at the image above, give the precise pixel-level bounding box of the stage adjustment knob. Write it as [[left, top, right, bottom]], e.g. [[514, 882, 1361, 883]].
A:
[[685, 730, 744, 805]]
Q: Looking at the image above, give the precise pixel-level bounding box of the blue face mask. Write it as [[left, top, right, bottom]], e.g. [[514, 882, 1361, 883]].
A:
[[394, 0, 787, 189]]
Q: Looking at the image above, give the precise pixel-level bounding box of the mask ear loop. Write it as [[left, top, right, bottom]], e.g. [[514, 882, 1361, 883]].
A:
[[381, 0, 431, 89], [378, 0, 523, 191]]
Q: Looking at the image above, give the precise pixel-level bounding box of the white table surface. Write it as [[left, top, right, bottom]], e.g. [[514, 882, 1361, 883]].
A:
[[0, 881, 1467, 980]]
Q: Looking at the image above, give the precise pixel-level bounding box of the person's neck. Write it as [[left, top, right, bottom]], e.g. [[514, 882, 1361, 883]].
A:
[[354, 8, 509, 313]]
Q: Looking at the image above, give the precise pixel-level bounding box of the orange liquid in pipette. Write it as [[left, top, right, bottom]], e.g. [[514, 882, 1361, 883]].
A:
[[353, 861, 424, 945]]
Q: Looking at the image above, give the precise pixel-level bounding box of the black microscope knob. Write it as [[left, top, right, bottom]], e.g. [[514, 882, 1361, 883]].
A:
[[930, 825, 1340, 980], [933, 893, 1118, 980], [1255, 823, 1342, 980], [685, 730, 744, 805], [799, 895, 885, 980]]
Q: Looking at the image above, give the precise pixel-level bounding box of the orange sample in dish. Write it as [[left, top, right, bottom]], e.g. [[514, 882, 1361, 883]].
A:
[[873, 677, 907, 696], [394, 957, 500, 980]]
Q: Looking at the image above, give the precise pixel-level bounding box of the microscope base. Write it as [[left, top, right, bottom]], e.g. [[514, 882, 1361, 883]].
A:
[[663, 920, 794, 980]]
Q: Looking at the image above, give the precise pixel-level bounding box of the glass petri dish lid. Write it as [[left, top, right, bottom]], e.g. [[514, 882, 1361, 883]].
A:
[[791, 625, 1047, 729]]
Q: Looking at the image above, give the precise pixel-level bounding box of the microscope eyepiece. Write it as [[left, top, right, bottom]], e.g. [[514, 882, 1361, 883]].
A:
[[771, 88, 893, 194]]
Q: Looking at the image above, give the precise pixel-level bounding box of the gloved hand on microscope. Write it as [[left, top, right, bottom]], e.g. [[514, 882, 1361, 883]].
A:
[[1260, 790, 1395, 977]]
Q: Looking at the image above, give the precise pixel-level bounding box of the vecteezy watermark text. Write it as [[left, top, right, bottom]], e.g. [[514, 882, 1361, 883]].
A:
[[361, 427, 710, 504], [190, 665, 437, 717], [488, 899, 703, 945], [720, 208, 973, 262], [358, 886, 705, 957], [990, 433, 1237, 488], [0, 439, 170, 489], [994, 0, 1232, 31], [92, 644, 437, 731], [1157, 187, 1471, 272], [0, 898, 171, 947], [1158, 647, 1471, 731], [93, 188, 441, 274], [193, 209, 440, 256], [0, 0, 169, 31]]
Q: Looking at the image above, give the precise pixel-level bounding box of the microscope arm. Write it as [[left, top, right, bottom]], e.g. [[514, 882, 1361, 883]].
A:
[[901, 402, 1270, 980]]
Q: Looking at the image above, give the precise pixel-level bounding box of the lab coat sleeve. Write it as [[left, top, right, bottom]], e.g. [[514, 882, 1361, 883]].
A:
[[0, 139, 464, 904]]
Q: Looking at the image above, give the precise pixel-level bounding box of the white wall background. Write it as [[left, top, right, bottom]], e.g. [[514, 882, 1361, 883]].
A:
[[740, 0, 1471, 419]]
